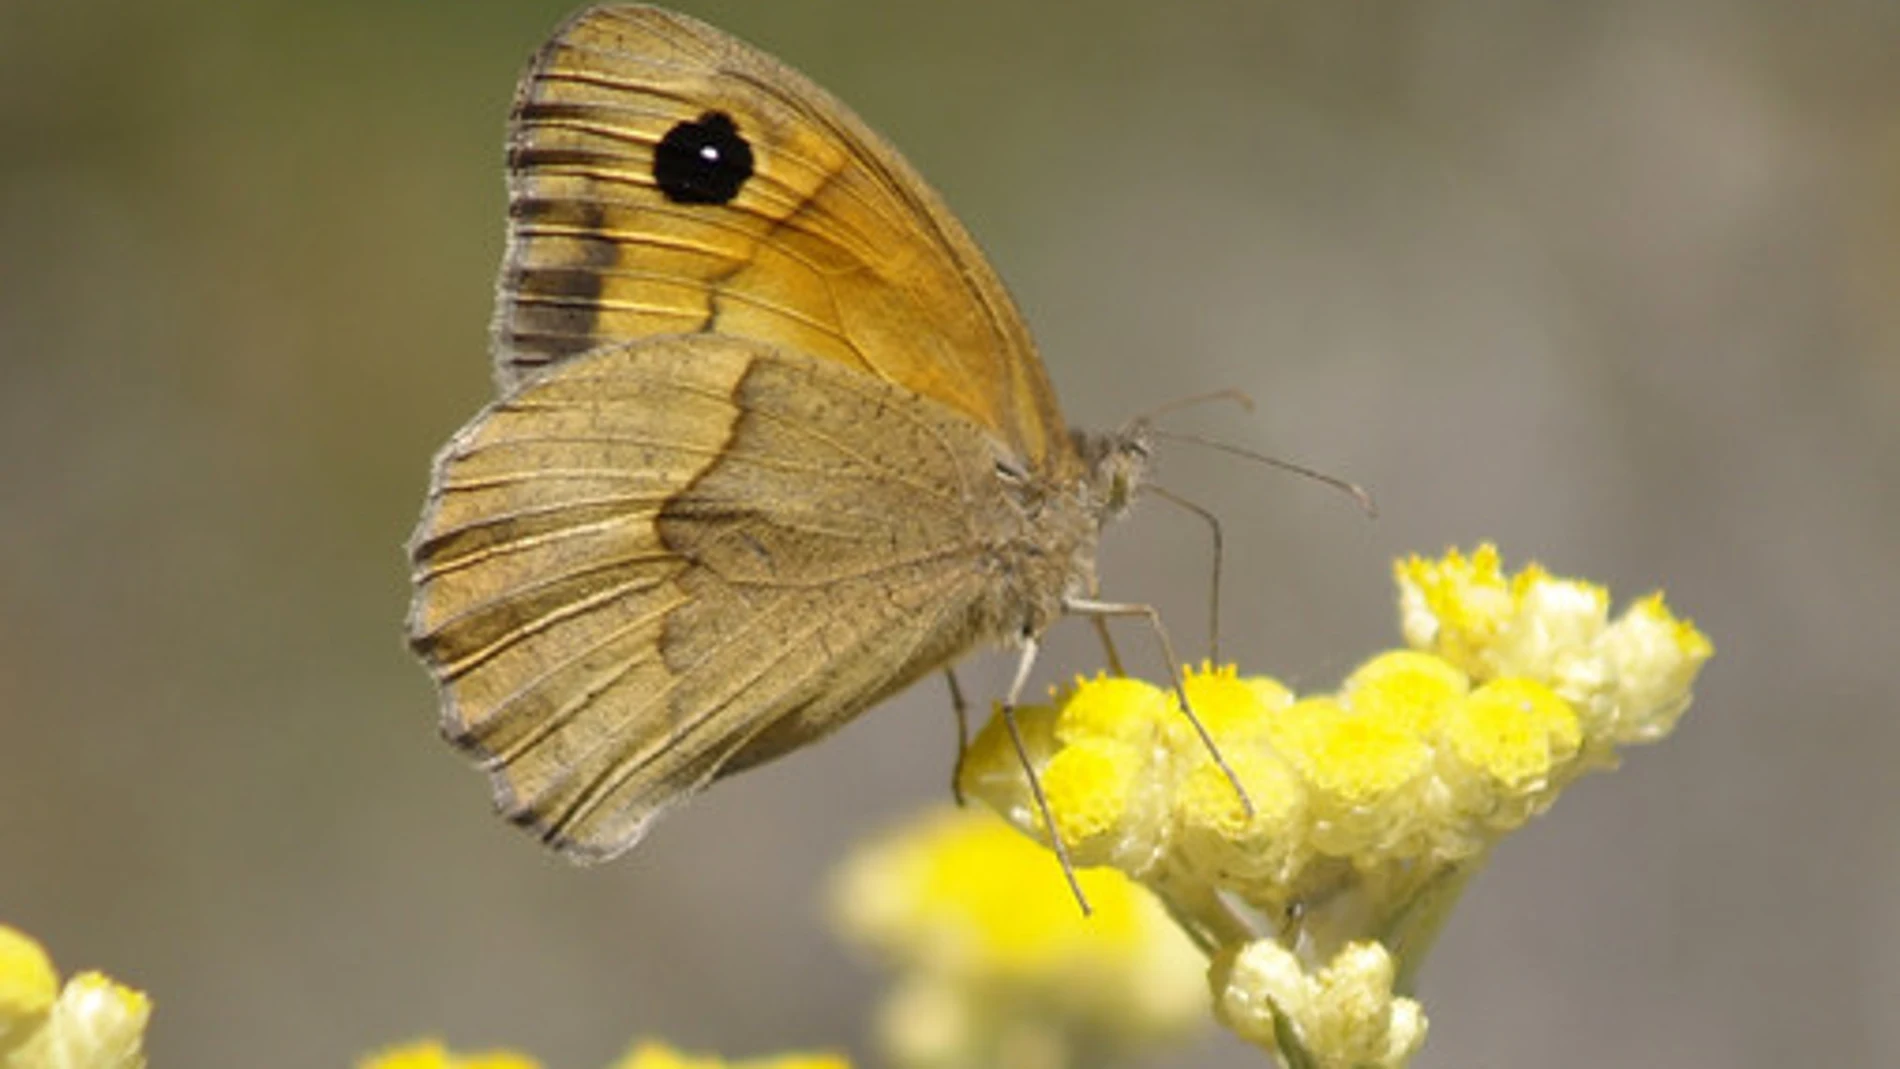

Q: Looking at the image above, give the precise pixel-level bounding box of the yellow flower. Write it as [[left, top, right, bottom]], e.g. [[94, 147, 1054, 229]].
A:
[[958, 682, 1176, 876], [356, 1040, 541, 1069], [1173, 741, 1305, 886], [1341, 650, 1468, 737], [1214, 940, 1426, 1068], [1445, 679, 1579, 788], [1394, 546, 1712, 763], [0, 926, 150, 1069], [1394, 544, 1522, 676], [1577, 592, 1714, 748], [610, 1041, 848, 1069], [0, 927, 60, 1054], [356, 1039, 848, 1069], [829, 806, 1204, 1069], [958, 545, 1710, 1067], [1268, 696, 1433, 858]]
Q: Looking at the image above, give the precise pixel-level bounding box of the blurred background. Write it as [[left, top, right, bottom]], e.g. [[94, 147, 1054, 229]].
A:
[[2, 0, 1895, 1065]]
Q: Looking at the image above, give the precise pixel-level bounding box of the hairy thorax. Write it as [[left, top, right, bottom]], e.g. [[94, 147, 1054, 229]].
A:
[[976, 425, 1151, 647]]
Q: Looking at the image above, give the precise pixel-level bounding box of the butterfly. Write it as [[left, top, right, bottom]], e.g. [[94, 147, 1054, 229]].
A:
[[407, 4, 1234, 871]]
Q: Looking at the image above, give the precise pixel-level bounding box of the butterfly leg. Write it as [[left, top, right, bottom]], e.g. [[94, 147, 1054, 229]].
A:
[[1065, 598, 1255, 819], [1090, 615, 1127, 677], [1002, 637, 1093, 916], [1141, 484, 1226, 665], [944, 669, 971, 807]]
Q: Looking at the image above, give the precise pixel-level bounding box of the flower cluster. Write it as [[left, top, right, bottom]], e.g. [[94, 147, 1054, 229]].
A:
[[0, 925, 150, 1069], [358, 1039, 846, 1069], [957, 545, 1712, 1067], [359, 1041, 538, 1069], [828, 807, 1205, 1069], [9, 544, 1709, 1069]]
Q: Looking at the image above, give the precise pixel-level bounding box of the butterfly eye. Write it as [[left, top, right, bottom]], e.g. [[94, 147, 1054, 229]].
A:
[[653, 110, 756, 205]]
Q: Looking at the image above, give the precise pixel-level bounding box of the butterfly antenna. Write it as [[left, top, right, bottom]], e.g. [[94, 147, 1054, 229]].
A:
[[1142, 484, 1225, 664], [1151, 429, 1377, 519], [1128, 387, 1255, 427]]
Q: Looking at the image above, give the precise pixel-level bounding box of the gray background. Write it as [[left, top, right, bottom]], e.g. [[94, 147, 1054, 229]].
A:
[[2, 1, 1893, 1066]]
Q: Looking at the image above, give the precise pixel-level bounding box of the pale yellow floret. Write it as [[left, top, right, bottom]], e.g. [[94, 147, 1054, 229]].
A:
[[1590, 592, 1714, 745], [954, 701, 1062, 833], [6, 971, 152, 1069], [874, 978, 970, 1069], [0, 929, 151, 1069], [1039, 741, 1143, 848], [1270, 699, 1429, 804], [1395, 544, 1516, 675], [357, 1039, 846, 1069], [1173, 746, 1307, 889], [1266, 698, 1431, 858], [0, 926, 59, 1050], [1302, 943, 1426, 1068], [1244, 676, 1297, 716], [1418, 678, 1577, 842], [1175, 664, 1286, 745], [1215, 939, 1426, 1068], [1211, 938, 1304, 1055], [1054, 675, 1171, 745], [830, 806, 1206, 1068], [1444, 678, 1579, 792], [1175, 747, 1302, 843], [963, 676, 1181, 872], [611, 1041, 849, 1069], [1342, 650, 1469, 737], [1499, 568, 1610, 676], [1397, 547, 1617, 692], [357, 1040, 540, 1069], [834, 808, 1157, 977], [1397, 545, 1710, 758]]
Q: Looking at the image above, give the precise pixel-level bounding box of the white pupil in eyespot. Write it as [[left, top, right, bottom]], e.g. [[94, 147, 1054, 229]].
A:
[[699, 145, 721, 162]]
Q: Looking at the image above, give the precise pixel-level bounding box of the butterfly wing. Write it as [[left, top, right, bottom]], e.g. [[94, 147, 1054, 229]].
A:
[[494, 4, 1071, 470], [409, 335, 1011, 858]]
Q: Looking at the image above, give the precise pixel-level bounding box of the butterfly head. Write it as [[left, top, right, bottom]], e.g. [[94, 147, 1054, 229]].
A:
[[1074, 422, 1154, 525]]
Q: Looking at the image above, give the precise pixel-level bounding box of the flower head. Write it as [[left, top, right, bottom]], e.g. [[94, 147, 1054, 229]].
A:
[[829, 806, 1205, 1069], [1214, 940, 1426, 1069], [0, 925, 151, 1069], [358, 1041, 541, 1069], [358, 1039, 848, 1069], [611, 1042, 848, 1069], [958, 545, 1711, 1066]]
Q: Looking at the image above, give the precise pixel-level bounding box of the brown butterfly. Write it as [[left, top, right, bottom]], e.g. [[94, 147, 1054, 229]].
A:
[[407, 5, 1235, 871]]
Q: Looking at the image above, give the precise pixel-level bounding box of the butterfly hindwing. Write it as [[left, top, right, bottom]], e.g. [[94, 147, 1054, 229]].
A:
[[409, 334, 1007, 857]]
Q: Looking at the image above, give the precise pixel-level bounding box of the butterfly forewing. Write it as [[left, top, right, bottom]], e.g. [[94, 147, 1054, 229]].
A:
[[494, 4, 1071, 469]]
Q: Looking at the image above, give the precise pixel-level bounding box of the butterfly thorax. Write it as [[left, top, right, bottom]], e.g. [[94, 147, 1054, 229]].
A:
[[976, 425, 1151, 646]]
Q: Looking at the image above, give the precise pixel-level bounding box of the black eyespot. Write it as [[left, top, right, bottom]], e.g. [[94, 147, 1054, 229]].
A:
[[653, 111, 754, 205]]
